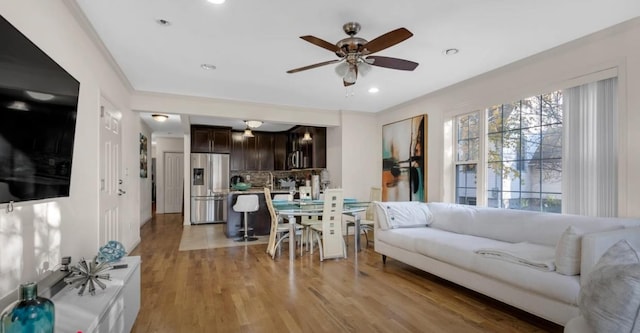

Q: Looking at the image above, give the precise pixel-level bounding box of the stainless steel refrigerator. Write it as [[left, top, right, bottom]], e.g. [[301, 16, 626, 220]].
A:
[[190, 153, 229, 224]]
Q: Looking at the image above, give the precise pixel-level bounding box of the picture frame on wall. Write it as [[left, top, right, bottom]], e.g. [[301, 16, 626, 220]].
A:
[[140, 133, 148, 178], [382, 115, 428, 202]]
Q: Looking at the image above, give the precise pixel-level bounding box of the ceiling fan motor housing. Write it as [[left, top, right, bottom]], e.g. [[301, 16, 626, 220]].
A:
[[335, 22, 366, 57], [336, 37, 367, 57]]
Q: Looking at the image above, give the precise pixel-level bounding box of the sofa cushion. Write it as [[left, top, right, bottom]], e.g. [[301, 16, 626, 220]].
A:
[[376, 227, 436, 253], [579, 240, 640, 333], [555, 226, 583, 276], [409, 229, 580, 304], [426, 202, 477, 235], [426, 202, 640, 247], [374, 201, 433, 230]]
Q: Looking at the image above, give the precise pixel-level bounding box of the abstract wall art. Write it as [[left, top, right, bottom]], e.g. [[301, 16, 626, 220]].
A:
[[382, 115, 427, 202], [140, 133, 148, 178]]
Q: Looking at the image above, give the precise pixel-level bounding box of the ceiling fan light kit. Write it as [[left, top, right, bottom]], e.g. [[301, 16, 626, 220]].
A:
[[287, 22, 419, 87]]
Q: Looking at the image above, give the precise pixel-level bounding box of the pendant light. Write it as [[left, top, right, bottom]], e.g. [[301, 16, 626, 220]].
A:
[[302, 128, 312, 142], [243, 127, 254, 137]]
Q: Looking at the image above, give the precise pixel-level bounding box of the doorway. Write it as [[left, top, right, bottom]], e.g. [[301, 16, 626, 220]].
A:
[[151, 157, 156, 214], [99, 100, 123, 245], [164, 152, 184, 214]]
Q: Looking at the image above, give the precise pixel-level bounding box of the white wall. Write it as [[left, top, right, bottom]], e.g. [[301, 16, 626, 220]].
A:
[[139, 120, 153, 225], [131, 91, 342, 128], [0, 0, 135, 302], [378, 18, 640, 218], [339, 112, 380, 201], [326, 126, 342, 190], [118, 101, 144, 252], [152, 137, 184, 214]]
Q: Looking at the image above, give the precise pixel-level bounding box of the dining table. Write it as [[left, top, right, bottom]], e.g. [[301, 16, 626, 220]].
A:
[[272, 199, 369, 261]]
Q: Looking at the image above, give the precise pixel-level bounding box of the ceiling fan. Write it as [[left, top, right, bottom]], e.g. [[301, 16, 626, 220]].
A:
[[286, 22, 419, 87]]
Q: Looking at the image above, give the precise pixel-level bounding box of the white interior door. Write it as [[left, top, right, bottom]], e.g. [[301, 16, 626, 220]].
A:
[[164, 152, 184, 214], [99, 103, 123, 245]]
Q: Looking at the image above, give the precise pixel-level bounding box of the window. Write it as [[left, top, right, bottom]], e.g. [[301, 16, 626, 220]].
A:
[[486, 93, 563, 212], [455, 112, 480, 205], [455, 91, 563, 212]]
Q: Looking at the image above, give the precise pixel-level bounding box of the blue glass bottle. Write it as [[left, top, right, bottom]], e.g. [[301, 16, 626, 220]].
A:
[[0, 282, 54, 333]]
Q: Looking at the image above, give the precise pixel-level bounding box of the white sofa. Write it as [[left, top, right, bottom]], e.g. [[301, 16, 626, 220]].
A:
[[373, 202, 640, 327]]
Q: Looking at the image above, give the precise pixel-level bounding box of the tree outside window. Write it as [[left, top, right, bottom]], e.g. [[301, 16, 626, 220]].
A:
[[455, 91, 563, 212], [486, 92, 563, 212]]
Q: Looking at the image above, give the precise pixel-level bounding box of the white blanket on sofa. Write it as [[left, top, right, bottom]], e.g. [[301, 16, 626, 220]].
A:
[[475, 242, 556, 272]]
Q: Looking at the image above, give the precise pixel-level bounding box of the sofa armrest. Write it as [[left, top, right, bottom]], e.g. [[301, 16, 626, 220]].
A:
[[580, 226, 640, 284]]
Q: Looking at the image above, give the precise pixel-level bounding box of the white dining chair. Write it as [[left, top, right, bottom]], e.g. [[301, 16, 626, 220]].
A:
[[345, 187, 381, 247], [265, 188, 303, 259], [309, 189, 346, 261]]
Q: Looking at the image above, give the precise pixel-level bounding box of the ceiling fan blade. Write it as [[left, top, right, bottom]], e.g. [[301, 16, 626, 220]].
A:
[[366, 56, 419, 71], [363, 28, 413, 54], [286, 59, 342, 74], [300, 35, 340, 53]]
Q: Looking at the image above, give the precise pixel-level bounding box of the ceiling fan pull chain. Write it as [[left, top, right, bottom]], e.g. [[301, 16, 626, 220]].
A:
[[344, 86, 355, 98]]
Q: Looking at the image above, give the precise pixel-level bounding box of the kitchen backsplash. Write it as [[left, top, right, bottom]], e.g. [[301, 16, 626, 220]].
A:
[[230, 169, 326, 190]]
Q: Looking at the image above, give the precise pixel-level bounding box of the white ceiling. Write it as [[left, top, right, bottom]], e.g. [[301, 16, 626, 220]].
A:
[[74, 0, 640, 136]]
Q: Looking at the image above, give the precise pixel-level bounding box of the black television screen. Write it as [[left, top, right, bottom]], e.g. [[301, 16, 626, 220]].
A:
[[0, 15, 80, 203]]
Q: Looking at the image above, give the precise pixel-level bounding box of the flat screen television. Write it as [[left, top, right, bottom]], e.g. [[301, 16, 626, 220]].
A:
[[0, 15, 80, 203]]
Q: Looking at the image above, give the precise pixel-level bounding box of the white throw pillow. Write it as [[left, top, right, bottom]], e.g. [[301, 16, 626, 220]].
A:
[[373, 201, 390, 230], [376, 201, 433, 229], [579, 240, 640, 333], [555, 226, 583, 276]]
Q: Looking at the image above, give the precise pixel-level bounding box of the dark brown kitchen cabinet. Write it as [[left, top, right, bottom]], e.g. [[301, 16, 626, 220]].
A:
[[191, 126, 230, 153], [257, 132, 274, 171], [230, 132, 245, 170], [230, 131, 274, 171], [288, 126, 326, 169], [273, 133, 288, 170], [310, 127, 326, 168], [243, 135, 259, 171]]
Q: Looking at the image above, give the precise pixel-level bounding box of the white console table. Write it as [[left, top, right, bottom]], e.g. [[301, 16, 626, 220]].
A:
[[52, 256, 141, 333]]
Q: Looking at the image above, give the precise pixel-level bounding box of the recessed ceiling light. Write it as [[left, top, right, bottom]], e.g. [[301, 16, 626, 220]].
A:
[[156, 19, 171, 26], [207, 0, 226, 4], [444, 48, 459, 55], [368, 87, 379, 94], [201, 64, 216, 70]]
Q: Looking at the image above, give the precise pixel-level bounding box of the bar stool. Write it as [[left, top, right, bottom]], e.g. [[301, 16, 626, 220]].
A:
[[234, 194, 259, 242]]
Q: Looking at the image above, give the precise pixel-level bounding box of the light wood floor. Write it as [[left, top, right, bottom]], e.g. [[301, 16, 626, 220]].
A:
[[130, 213, 562, 333]]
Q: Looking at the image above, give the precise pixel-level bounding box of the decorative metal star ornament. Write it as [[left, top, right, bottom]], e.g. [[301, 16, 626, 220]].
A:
[[63, 257, 112, 296]]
